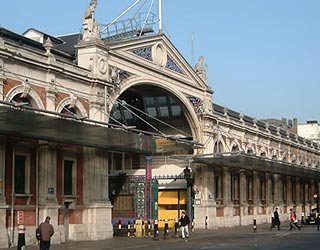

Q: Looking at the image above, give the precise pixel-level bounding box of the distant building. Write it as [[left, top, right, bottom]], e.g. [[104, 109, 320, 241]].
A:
[[298, 121, 320, 143], [261, 118, 298, 134]]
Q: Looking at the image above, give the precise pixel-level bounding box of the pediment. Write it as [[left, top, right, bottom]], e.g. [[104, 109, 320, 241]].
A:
[[107, 34, 210, 90]]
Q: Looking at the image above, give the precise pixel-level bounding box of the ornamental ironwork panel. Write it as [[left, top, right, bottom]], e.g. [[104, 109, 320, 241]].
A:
[[166, 55, 184, 75], [189, 96, 204, 114], [131, 47, 152, 61]]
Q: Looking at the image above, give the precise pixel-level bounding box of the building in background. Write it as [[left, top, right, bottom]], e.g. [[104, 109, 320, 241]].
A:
[[298, 121, 320, 143]]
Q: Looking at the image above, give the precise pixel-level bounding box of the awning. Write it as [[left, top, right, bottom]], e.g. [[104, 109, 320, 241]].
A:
[[193, 152, 320, 179], [0, 104, 156, 154]]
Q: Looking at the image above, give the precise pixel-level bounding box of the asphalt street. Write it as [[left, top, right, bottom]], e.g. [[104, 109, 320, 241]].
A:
[[2, 222, 320, 250]]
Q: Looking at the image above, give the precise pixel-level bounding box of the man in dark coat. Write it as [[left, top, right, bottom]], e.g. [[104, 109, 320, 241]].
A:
[[270, 207, 281, 230], [37, 216, 54, 250]]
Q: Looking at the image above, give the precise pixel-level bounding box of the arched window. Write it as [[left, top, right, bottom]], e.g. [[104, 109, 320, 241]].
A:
[[231, 144, 239, 152], [12, 95, 32, 107], [61, 104, 78, 117], [214, 141, 223, 154]]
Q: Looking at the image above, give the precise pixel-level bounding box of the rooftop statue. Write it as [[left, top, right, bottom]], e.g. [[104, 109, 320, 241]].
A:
[[82, 0, 100, 40], [194, 56, 208, 83]]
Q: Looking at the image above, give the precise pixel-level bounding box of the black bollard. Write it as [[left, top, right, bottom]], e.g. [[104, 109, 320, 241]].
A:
[[117, 220, 122, 236], [153, 220, 159, 240], [192, 218, 195, 232], [253, 217, 257, 232], [174, 218, 179, 237], [127, 221, 131, 237], [301, 212, 305, 225], [147, 220, 151, 237], [17, 224, 26, 250], [205, 216, 208, 229], [163, 219, 169, 239]]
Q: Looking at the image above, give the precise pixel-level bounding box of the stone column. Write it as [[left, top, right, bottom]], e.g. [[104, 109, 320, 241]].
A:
[[223, 167, 231, 205], [273, 174, 281, 205], [266, 173, 273, 205], [253, 171, 259, 205], [0, 58, 5, 101], [287, 176, 293, 206], [83, 147, 109, 203], [82, 147, 113, 240], [38, 143, 58, 205], [0, 136, 7, 246], [296, 178, 301, 205], [239, 170, 247, 225]]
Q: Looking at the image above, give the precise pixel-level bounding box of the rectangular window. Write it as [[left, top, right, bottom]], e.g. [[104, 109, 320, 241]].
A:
[[246, 175, 253, 201], [231, 174, 239, 201], [146, 107, 157, 117], [159, 106, 169, 118], [215, 175, 221, 199], [131, 154, 141, 169], [282, 179, 287, 203], [113, 153, 122, 171], [64, 160, 74, 195], [15, 155, 27, 194], [171, 105, 181, 117]]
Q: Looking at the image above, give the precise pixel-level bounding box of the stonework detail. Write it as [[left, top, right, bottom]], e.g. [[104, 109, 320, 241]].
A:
[[152, 43, 167, 67], [194, 56, 208, 83], [82, 0, 100, 41]]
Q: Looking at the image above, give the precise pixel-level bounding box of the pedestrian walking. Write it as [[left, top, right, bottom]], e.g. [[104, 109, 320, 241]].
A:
[[270, 207, 280, 230], [289, 208, 301, 230], [179, 211, 190, 240], [37, 216, 54, 250]]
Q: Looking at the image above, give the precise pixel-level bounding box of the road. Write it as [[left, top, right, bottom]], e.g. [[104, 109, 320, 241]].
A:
[[2, 223, 320, 250]]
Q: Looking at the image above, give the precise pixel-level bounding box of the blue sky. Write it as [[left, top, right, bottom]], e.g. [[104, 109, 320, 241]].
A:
[[1, 0, 319, 124]]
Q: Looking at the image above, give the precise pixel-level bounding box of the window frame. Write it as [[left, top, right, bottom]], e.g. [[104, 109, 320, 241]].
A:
[[62, 156, 77, 196], [14, 152, 30, 195]]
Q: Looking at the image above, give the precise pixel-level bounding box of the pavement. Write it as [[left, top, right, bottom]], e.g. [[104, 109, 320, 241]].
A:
[[1, 222, 319, 250]]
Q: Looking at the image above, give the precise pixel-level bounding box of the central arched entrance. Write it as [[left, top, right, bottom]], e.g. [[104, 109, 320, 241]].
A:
[[109, 84, 195, 228]]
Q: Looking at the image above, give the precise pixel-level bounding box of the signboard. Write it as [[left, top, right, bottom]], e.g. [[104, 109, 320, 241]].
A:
[[17, 211, 24, 225]]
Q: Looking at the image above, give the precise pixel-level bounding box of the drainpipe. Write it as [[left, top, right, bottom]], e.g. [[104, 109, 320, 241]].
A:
[[10, 146, 15, 246]]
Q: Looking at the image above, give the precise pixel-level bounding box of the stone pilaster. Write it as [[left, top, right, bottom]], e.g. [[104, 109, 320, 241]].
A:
[[223, 167, 231, 205], [83, 147, 109, 204], [273, 174, 281, 205], [38, 143, 58, 204], [253, 171, 259, 206], [266, 173, 273, 205], [239, 170, 247, 206], [287, 176, 293, 206]]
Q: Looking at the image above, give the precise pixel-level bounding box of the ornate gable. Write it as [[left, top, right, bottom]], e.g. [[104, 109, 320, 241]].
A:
[[107, 34, 211, 90]]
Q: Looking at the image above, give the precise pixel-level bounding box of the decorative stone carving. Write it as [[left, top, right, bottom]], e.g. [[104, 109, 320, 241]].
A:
[[194, 56, 208, 83], [98, 57, 107, 74], [152, 43, 167, 67], [44, 38, 53, 55], [82, 0, 100, 41], [69, 94, 78, 109], [0, 58, 4, 77], [20, 79, 31, 98], [109, 66, 121, 87]]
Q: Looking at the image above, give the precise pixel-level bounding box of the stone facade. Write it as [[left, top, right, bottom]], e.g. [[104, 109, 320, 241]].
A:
[[0, 1, 319, 248]]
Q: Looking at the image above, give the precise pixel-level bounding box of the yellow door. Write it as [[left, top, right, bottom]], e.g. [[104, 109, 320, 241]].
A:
[[158, 190, 187, 228]]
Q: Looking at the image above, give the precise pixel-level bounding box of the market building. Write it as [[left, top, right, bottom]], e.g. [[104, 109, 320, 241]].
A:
[[0, 0, 319, 248]]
